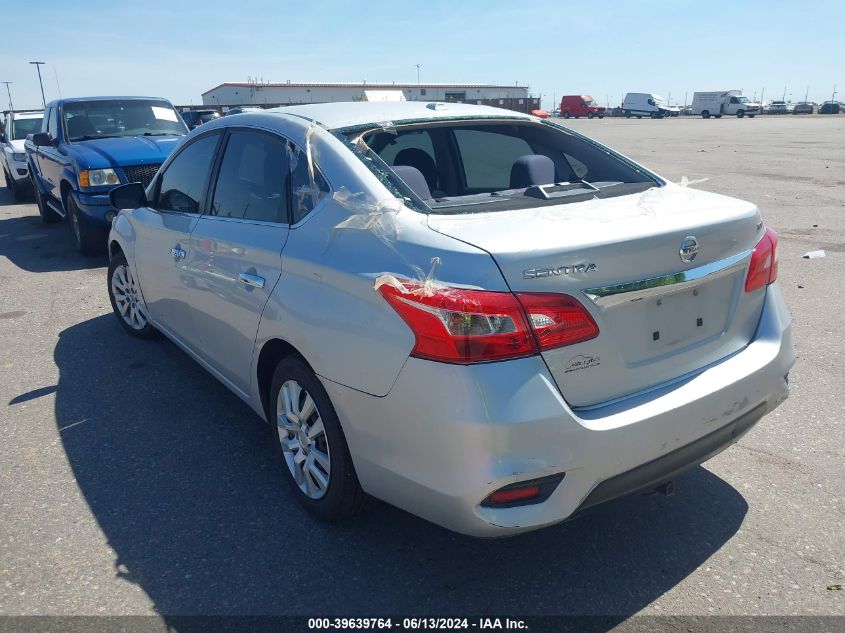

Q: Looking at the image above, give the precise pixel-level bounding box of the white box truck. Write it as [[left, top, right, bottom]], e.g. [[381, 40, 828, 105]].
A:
[[691, 91, 760, 118]]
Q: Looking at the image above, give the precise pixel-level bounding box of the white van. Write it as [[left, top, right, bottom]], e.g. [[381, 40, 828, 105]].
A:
[[622, 93, 673, 118], [692, 91, 760, 118]]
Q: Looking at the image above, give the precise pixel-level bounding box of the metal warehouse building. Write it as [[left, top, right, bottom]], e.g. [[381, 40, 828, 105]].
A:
[[201, 81, 539, 113]]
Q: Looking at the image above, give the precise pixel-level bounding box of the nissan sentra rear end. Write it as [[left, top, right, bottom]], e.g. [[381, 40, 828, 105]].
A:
[[310, 105, 795, 536]]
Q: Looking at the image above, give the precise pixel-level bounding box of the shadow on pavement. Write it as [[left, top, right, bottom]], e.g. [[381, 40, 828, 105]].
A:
[[51, 313, 748, 617], [0, 207, 106, 272]]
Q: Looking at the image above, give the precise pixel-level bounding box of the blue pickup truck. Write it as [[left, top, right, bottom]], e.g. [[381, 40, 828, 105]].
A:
[[26, 96, 188, 254]]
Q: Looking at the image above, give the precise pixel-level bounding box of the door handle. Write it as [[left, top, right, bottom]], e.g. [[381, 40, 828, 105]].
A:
[[170, 247, 186, 260], [238, 272, 265, 289]]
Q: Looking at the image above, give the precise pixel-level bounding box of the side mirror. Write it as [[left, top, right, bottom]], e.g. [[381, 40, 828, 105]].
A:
[[109, 182, 148, 210], [32, 132, 54, 147]]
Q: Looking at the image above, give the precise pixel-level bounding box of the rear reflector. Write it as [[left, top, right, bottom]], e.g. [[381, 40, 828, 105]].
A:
[[480, 473, 565, 508], [378, 283, 598, 364], [745, 227, 779, 292]]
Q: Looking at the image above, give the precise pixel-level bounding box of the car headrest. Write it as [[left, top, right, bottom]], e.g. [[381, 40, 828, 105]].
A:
[[394, 148, 438, 189], [392, 165, 432, 201], [509, 154, 556, 189]]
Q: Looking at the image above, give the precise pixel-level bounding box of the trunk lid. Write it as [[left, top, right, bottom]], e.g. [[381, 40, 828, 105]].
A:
[[427, 184, 768, 407]]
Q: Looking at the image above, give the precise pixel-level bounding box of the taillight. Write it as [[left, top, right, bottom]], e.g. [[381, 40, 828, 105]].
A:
[[745, 227, 779, 292], [516, 293, 600, 350], [378, 283, 537, 363], [378, 283, 599, 364]]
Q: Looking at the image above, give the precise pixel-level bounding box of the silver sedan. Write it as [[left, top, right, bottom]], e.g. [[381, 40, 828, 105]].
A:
[[106, 102, 794, 536]]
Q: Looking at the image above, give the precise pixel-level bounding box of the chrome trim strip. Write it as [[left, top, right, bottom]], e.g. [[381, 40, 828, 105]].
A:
[[583, 249, 752, 308]]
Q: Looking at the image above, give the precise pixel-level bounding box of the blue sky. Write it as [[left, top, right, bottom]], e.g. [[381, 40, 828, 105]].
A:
[[3, 0, 843, 110]]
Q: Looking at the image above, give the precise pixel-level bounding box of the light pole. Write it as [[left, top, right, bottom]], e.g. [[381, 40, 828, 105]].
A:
[[1, 81, 13, 111], [415, 64, 421, 86], [30, 61, 47, 107]]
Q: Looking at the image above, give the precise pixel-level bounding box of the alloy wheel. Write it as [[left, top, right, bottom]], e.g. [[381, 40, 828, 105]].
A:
[[276, 379, 331, 499], [110, 264, 148, 330]]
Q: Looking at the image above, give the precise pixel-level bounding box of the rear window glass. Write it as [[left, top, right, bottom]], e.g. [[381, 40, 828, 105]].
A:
[[360, 121, 657, 214], [453, 128, 533, 191]]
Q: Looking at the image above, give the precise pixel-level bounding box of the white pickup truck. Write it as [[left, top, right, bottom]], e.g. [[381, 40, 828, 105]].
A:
[[1, 110, 43, 199]]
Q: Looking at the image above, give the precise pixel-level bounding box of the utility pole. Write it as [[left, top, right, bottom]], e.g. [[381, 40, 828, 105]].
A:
[[415, 64, 421, 86], [53, 66, 62, 99], [832, 84, 837, 102], [1, 81, 13, 111], [30, 61, 47, 107], [782, 85, 787, 101]]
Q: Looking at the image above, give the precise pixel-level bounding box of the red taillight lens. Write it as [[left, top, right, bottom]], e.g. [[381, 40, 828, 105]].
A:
[[378, 283, 599, 363], [745, 227, 779, 292], [516, 293, 600, 350], [485, 485, 542, 505], [378, 283, 538, 363]]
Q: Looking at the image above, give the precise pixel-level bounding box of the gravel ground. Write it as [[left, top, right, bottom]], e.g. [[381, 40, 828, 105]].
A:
[[0, 115, 842, 620]]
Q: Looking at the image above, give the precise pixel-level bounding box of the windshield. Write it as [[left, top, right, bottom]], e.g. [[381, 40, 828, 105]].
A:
[[739, 96, 750, 103], [11, 117, 42, 140], [63, 99, 188, 141], [584, 99, 598, 106], [359, 120, 657, 214]]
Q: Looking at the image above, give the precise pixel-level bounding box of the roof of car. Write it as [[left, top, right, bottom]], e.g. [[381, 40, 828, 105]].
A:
[[47, 96, 174, 106], [266, 101, 535, 130], [10, 111, 43, 119]]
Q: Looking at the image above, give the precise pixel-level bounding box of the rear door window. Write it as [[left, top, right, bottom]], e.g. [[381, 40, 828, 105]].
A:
[[453, 128, 533, 191], [155, 134, 220, 214], [210, 130, 289, 223], [290, 143, 330, 224]]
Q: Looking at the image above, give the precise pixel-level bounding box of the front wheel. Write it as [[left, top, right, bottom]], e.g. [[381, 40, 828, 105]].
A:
[[270, 357, 369, 520], [66, 195, 106, 256], [587, 112, 594, 119], [748, 114, 756, 118], [107, 252, 158, 338], [737, 110, 745, 118]]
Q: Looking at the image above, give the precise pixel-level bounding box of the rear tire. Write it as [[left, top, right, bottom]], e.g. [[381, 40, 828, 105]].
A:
[[107, 252, 158, 338], [562, 111, 570, 119], [702, 111, 710, 119], [737, 110, 745, 118], [269, 356, 369, 521], [66, 195, 106, 256], [32, 178, 61, 223]]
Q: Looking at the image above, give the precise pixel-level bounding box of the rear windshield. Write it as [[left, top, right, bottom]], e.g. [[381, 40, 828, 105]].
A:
[[358, 120, 658, 214], [63, 99, 188, 141]]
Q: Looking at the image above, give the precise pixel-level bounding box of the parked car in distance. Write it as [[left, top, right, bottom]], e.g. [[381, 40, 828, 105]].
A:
[[181, 109, 221, 129], [819, 101, 841, 114], [224, 106, 263, 116], [25, 96, 188, 254], [1, 109, 43, 199], [559, 95, 606, 119], [692, 91, 760, 118], [622, 93, 673, 118], [765, 101, 791, 114], [106, 101, 794, 537], [792, 102, 814, 114]]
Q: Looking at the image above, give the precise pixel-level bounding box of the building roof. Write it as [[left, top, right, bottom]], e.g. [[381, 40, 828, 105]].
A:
[[202, 82, 527, 96], [261, 101, 534, 130]]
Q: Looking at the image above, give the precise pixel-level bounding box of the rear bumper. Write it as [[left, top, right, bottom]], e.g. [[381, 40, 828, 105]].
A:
[[324, 283, 794, 537]]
